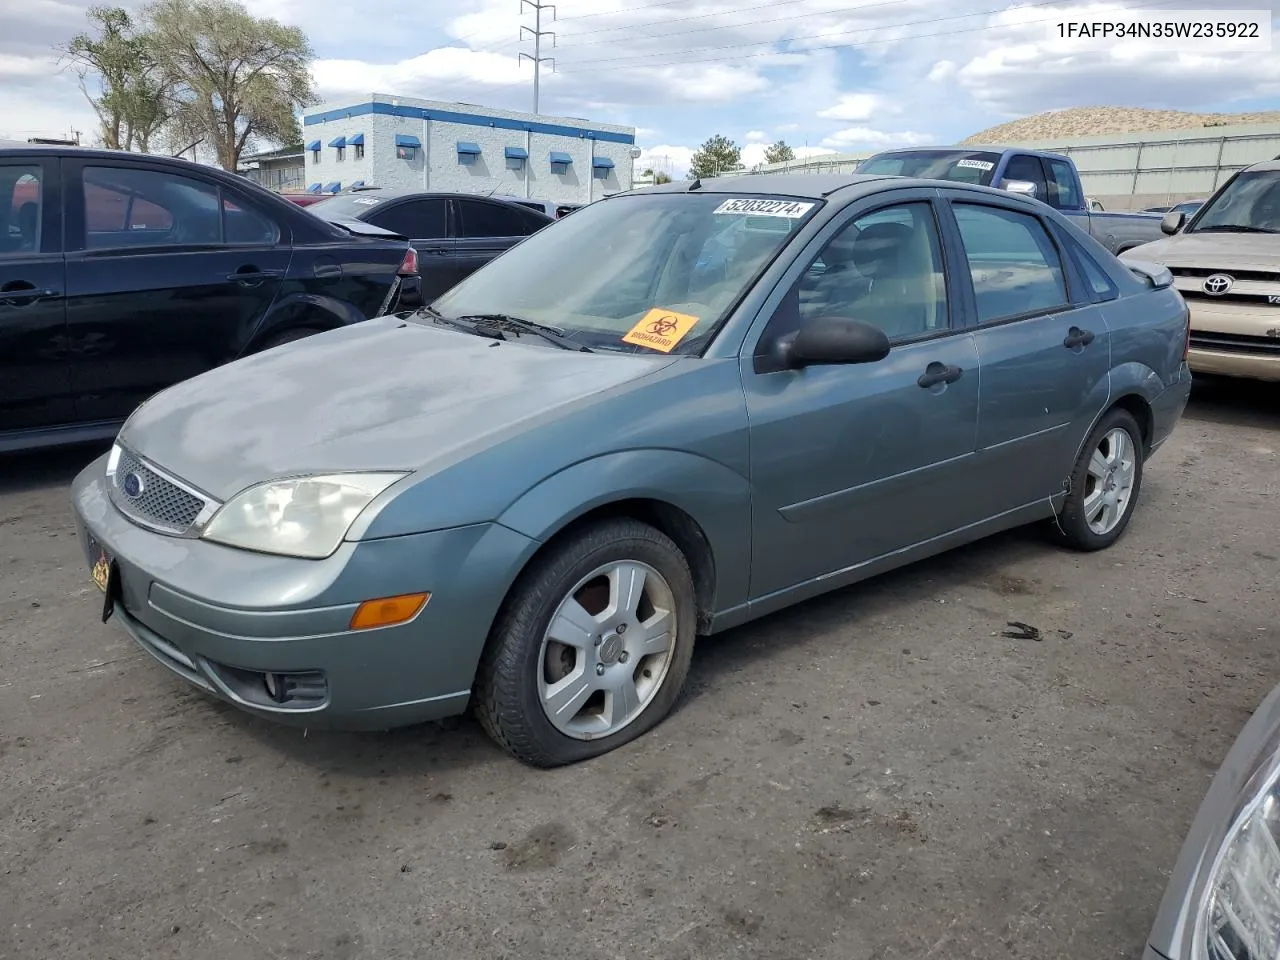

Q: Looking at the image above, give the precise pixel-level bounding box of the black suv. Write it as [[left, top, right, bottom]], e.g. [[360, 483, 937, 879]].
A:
[[307, 190, 553, 301], [0, 144, 420, 453]]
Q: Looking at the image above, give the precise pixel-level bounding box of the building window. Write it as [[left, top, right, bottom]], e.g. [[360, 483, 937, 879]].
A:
[[397, 145, 415, 161], [312, 149, 320, 163], [549, 151, 573, 175], [336, 146, 345, 161], [394, 134, 421, 161], [504, 146, 528, 171], [307, 139, 321, 164], [355, 143, 364, 160]]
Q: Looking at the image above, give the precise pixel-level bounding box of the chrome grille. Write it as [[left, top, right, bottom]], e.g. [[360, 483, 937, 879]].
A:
[[111, 447, 209, 535]]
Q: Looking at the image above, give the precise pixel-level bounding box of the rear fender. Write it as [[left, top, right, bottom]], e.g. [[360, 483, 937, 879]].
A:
[[1072, 362, 1164, 467], [244, 292, 371, 353], [496, 449, 754, 619]]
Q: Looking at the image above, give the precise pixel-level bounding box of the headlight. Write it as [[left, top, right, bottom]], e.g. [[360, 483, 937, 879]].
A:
[[201, 473, 406, 559], [1199, 759, 1280, 960]]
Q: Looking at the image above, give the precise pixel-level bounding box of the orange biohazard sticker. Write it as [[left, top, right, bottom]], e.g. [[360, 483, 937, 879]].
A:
[[621, 308, 700, 353]]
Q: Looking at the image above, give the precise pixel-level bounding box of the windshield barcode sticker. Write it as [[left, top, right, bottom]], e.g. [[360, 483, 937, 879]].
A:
[[955, 159, 995, 171], [352, 197, 381, 205], [713, 198, 815, 218]]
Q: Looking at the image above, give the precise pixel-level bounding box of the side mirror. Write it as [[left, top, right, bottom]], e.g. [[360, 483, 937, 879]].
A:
[[776, 316, 891, 369], [1161, 211, 1186, 235], [1001, 179, 1038, 199]]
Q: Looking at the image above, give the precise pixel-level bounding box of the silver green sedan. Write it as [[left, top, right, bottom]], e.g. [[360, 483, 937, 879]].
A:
[[71, 173, 1193, 767]]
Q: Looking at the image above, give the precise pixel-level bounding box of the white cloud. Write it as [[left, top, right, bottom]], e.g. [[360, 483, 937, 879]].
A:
[[821, 127, 933, 149], [636, 143, 695, 178], [745, 130, 768, 142], [817, 93, 883, 122], [927, 60, 956, 83]]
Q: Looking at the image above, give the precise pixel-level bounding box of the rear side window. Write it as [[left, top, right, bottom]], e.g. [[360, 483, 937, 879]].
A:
[[0, 166, 42, 257], [367, 199, 447, 240], [1044, 159, 1081, 210], [952, 203, 1069, 323], [457, 198, 535, 238], [82, 166, 278, 248], [1055, 228, 1118, 301]]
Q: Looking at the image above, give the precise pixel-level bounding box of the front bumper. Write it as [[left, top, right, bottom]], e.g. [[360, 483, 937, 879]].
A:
[[1186, 299, 1280, 382], [71, 454, 534, 730]]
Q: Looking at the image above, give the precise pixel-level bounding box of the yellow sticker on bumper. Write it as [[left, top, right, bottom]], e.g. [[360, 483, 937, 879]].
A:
[[622, 308, 700, 353]]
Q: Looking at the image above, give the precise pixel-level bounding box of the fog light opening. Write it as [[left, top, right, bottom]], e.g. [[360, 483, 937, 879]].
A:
[[264, 672, 285, 703]]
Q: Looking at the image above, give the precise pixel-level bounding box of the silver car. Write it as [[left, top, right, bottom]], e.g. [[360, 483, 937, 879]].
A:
[[1145, 681, 1280, 960], [71, 173, 1193, 766]]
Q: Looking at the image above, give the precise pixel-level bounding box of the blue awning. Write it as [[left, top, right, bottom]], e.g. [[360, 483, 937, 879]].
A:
[[306, 182, 322, 193], [456, 141, 482, 156], [549, 151, 573, 165], [350, 180, 365, 189], [328, 136, 346, 148], [306, 140, 321, 151], [348, 133, 364, 146], [323, 181, 341, 192], [394, 134, 421, 148], [504, 146, 528, 160], [591, 156, 615, 169]]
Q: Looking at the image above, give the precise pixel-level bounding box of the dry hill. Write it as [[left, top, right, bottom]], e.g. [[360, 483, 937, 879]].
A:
[[962, 106, 1280, 144]]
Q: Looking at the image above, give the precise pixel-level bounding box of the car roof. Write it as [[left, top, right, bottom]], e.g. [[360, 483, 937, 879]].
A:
[[331, 188, 553, 205], [1244, 160, 1280, 173], [628, 173, 893, 200]]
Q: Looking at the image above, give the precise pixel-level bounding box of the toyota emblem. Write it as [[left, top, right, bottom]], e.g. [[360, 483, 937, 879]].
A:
[[1203, 273, 1234, 296], [121, 471, 145, 499]]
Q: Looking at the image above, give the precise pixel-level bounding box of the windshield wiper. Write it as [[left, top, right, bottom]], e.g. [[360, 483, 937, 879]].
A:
[[451, 314, 593, 352], [1193, 224, 1280, 234], [414, 304, 504, 340]]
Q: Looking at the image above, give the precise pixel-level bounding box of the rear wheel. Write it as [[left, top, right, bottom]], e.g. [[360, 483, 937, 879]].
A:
[[1051, 407, 1144, 551], [474, 518, 697, 767]]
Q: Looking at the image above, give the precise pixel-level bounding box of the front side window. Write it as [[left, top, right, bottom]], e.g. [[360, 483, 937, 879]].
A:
[[1189, 170, 1280, 234], [952, 203, 1068, 323], [430, 192, 820, 354], [1003, 155, 1048, 199], [364, 199, 447, 240], [0, 166, 42, 257], [759, 201, 948, 359]]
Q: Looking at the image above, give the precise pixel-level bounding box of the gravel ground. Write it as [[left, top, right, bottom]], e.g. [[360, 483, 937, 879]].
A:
[[2, 377, 1277, 960]]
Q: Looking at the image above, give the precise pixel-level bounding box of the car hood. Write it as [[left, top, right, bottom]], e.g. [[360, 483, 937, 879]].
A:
[[118, 315, 678, 500], [1122, 231, 1280, 268]]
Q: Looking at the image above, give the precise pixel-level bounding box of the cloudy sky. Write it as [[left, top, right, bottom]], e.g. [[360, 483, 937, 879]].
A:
[[5, 0, 1280, 176]]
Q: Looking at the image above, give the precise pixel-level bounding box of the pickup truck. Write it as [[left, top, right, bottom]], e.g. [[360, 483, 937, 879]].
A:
[[857, 146, 1166, 255]]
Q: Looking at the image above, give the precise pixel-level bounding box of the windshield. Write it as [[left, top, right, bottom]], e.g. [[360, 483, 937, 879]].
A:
[[306, 193, 387, 221], [1190, 171, 1280, 234], [427, 191, 820, 355], [857, 150, 1002, 186]]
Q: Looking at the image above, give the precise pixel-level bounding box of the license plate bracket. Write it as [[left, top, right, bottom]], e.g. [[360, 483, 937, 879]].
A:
[[88, 536, 120, 623]]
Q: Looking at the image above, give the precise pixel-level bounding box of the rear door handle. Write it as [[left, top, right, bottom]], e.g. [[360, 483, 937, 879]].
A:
[[227, 268, 283, 284], [1063, 326, 1095, 348], [0, 282, 60, 306], [918, 362, 964, 388], [419, 247, 449, 256]]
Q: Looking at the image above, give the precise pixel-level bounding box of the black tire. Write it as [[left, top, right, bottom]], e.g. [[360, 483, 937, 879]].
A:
[[473, 518, 697, 768], [258, 327, 323, 351], [1050, 406, 1145, 551]]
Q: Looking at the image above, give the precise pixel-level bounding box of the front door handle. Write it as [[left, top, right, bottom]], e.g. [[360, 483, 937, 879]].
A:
[[918, 361, 963, 388], [1063, 326, 1095, 349]]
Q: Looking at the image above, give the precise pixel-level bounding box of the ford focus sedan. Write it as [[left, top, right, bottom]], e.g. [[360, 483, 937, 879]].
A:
[[71, 173, 1193, 767]]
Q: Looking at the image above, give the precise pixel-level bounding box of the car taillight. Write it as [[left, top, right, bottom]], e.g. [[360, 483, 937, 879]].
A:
[[399, 247, 419, 276]]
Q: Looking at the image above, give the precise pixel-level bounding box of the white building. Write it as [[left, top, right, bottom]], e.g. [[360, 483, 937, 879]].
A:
[[301, 94, 637, 204]]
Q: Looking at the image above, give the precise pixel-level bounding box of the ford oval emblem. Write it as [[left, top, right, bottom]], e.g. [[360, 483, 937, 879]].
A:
[[1203, 273, 1234, 296], [121, 471, 145, 499]]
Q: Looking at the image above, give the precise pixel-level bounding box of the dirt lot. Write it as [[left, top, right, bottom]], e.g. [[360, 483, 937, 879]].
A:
[[2, 378, 1277, 960]]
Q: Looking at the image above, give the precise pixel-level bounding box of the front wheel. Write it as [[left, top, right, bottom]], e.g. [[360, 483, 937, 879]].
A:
[[1051, 407, 1145, 551], [474, 518, 697, 767]]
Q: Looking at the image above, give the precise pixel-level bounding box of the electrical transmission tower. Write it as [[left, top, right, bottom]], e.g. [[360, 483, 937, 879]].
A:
[[519, 0, 556, 115]]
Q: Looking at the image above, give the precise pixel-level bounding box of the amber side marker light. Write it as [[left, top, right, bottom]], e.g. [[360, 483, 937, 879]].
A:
[[350, 592, 430, 630]]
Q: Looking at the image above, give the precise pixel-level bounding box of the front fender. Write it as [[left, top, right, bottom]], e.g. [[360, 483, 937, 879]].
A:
[[497, 449, 754, 618]]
